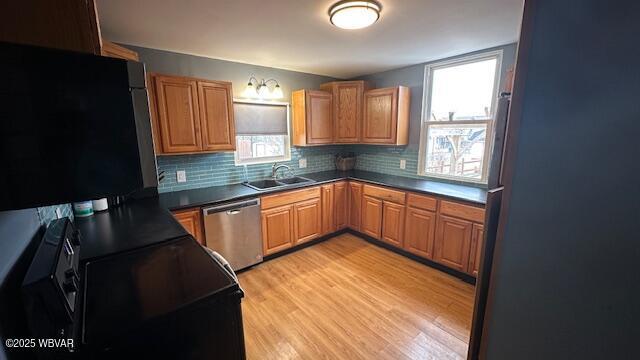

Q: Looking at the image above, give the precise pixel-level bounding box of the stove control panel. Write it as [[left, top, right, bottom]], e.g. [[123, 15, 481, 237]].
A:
[[22, 217, 81, 342]]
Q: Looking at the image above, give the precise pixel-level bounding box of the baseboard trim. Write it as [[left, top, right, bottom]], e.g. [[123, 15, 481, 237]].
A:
[[242, 228, 475, 285], [346, 229, 476, 285]]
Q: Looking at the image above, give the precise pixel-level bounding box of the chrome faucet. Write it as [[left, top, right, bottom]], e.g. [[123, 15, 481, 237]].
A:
[[272, 163, 291, 179]]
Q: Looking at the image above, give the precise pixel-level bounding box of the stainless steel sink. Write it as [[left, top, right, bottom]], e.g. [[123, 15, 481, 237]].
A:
[[243, 176, 315, 191]]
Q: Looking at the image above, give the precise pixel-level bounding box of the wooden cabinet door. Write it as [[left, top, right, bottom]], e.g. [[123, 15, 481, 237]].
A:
[[321, 184, 335, 235], [334, 82, 363, 143], [261, 205, 294, 255], [468, 223, 485, 277], [434, 215, 473, 272], [154, 75, 202, 153], [348, 182, 363, 230], [334, 181, 348, 229], [361, 195, 383, 239], [197, 80, 235, 151], [306, 90, 333, 144], [172, 208, 203, 245], [382, 202, 405, 247], [363, 87, 397, 144], [403, 207, 436, 259], [293, 198, 322, 245]]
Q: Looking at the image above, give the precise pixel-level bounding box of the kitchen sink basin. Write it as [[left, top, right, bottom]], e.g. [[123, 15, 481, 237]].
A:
[[276, 176, 314, 185], [245, 179, 281, 189], [243, 176, 315, 191]]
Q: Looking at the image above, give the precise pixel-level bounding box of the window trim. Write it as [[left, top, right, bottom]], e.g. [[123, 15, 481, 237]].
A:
[[233, 99, 292, 166], [417, 50, 503, 184]]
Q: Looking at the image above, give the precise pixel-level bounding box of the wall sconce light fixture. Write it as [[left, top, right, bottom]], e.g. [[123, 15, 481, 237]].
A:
[[243, 76, 284, 99]]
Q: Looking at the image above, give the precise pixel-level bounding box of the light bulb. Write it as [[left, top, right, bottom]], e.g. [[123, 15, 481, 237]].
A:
[[243, 82, 257, 98], [272, 84, 284, 99], [257, 84, 270, 99]]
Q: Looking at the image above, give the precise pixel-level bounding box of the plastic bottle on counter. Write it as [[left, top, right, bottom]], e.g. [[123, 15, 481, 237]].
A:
[[72, 201, 94, 217]]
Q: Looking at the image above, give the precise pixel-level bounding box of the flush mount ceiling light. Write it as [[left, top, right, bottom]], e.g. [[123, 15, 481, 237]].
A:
[[329, 0, 381, 30]]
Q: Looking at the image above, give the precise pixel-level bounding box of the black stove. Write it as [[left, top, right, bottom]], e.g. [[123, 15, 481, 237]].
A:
[[21, 217, 246, 359]]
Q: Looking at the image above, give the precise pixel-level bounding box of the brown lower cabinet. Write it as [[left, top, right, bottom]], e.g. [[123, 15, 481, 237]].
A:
[[433, 215, 473, 272], [361, 195, 383, 239], [403, 207, 437, 259], [347, 182, 363, 230], [294, 198, 322, 245], [172, 208, 204, 245], [321, 184, 335, 235], [381, 201, 405, 247], [260, 187, 321, 256], [334, 181, 348, 229], [261, 204, 295, 255], [468, 224, 485, 276], [256, 180, 485, 278]]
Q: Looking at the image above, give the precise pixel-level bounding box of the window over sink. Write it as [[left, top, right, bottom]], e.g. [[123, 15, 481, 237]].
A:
[[233, 100, 291, 165], [418, 50, 503, 184]]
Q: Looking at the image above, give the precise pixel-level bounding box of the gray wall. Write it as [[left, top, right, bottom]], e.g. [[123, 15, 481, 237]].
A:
[[129, 46, 344, 193], [482, 1, 640, 358], [345, 43, 517, 186], [356, 43, 517, 148], [129, 45, 336, 102], [134, 44, 517, 192]]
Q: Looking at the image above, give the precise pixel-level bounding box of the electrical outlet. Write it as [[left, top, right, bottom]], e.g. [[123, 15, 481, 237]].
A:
[[55, 207, 62, 219], [176, 170, 187, 183], [400, 159, 406, 170], [299, 158, 307, 168]]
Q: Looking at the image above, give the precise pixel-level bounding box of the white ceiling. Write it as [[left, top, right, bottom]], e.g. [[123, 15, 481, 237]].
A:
[[97, 0, 523, 79]]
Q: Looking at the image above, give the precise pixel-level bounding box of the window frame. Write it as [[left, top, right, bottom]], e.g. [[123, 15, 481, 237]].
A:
[[417, 50, 503, 184], [233, 99, 292, 166]]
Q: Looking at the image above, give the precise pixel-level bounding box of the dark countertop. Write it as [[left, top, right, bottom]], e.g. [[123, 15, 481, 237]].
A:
[[159, 170, 487, 211], [76, 197, 188, 263]]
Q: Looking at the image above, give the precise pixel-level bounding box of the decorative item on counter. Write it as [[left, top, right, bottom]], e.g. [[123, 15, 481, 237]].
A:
[[72, 201, 94, 217], [92, 198, 109, 212], [335, 152, 356, 171]]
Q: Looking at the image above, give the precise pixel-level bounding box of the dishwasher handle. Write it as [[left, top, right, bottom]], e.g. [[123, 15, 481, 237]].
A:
[[202, 198, 260, 216]]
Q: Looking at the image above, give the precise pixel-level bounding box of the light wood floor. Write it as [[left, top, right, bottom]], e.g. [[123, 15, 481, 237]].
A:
[[238, 233, 475, 360]]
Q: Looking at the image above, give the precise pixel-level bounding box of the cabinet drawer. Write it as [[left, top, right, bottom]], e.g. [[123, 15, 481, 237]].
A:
[[407, 193, 438, 211], [261, 186, 321, 209], [440, 200, 485, 223], [362, 184, 406, 204]]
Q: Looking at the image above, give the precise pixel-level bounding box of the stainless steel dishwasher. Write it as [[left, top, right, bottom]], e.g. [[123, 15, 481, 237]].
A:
[[202, 198, 263, 271]]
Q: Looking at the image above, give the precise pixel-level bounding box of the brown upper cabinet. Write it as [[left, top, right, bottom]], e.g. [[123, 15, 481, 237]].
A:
[[0, 2, 140, 62], [293, 82, 410, 146], [149, 74, 235, 155], [197, 81, 236, 152], [362, 86, 410, 145], [0, 0, 102, 55], [292, 89, 333, 146], [319, 81, 370, 143], [101, 40, 139, 61]]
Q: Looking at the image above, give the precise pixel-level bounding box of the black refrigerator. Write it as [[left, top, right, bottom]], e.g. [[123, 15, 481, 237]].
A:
[[468, 0, 640, 359]]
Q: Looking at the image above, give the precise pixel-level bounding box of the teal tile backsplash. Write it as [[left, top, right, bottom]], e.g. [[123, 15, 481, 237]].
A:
[[37, 204, 73, 226], [157, 146, 346, 193]]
